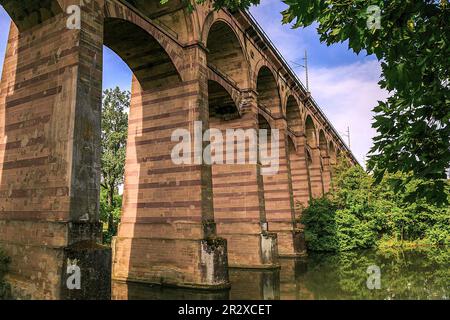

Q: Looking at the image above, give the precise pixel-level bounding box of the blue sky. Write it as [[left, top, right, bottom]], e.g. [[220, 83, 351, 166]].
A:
[[0, 1, 387, 165]]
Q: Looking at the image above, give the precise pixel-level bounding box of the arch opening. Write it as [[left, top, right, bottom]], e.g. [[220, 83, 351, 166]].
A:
[[104, 17, 181, 92], [0, 0, 62, 31], [206, 21, 249, 88], [329, 142, 337, 165], [101, 17, 184, 245], [305, 115, 317, 147], [256, 66, 281, 116], [258, 114, 272, 134], [319, 130, 328, 157], [286, 95, 302, 133], [208, 80, 239, 120]]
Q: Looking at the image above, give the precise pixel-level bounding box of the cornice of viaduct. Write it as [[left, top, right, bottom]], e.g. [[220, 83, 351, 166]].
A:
[[0, 0, 358, 165], [230, 9, 359, 166], [108, 0, 358, 165]]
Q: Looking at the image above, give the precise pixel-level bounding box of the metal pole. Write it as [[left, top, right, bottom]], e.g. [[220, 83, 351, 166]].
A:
[[305, 50, 309, 92]]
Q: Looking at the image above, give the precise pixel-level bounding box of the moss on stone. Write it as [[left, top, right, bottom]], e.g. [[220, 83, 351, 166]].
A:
[[0, 248, 11, 300]]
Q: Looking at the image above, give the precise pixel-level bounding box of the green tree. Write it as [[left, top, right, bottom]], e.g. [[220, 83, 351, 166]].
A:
[[101, 87, 129, 243], [186, 0, 450, 201], [301, 162, 390, 252], [300, 156, 450, 252]]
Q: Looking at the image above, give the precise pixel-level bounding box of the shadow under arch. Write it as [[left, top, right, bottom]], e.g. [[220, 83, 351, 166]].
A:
[[206, 20, 250, 89], [208, 80, 240, 120], [328, 141, 337, 187], [256, 66, 282, 117], [319, 130, 328, 157], [329, 141, 337, 165], [318, 130, 329, 192], [126, 0, 185, 17], [304, 147, 314, 200], [286, 95, 302, 134], [305, 115, 317, 148], [125, 0, 194, 42], [0, 0, 62, 32], [104, 17, 182, 91], [258, 113, 272, 133]]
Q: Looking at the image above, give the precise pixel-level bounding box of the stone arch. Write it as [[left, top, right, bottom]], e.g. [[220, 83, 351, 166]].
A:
[[305, 115, 317, 147], [205, 20, 250, 89], [0, 0, 62, 32], [252, 59, 272, 88], [256, 65, 282, 117], [208, 80, 240, 120], [201, 10, 246, 49], [329, 141, 337, 165], [104, 1, 186, 80], [103, 17, 182, 91], [319, 130, 328, 157], [286, 95, 302, 134]]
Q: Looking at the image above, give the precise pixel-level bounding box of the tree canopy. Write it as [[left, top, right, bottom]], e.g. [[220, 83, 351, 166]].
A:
[[101, 87, 129, 242], [300, 156, 450, 253]]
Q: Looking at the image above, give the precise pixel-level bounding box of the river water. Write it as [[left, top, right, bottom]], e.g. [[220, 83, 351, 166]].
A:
[[112, 247, 449, 300]]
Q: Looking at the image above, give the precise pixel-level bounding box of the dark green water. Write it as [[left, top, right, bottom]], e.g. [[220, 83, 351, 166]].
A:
[[113, 247, 449, 300]]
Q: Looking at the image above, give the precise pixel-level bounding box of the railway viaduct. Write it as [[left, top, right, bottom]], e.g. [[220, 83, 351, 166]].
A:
[[0, 0, 357, 299]]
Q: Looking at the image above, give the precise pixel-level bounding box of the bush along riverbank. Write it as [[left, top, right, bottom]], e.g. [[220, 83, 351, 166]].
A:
[[0, 247, 11, 299], [299, 158, 450, 252]]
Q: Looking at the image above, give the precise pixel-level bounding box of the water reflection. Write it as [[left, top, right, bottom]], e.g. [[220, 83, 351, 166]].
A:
[[229, 268, 280, 300], [112, 247, 450, 300], [279, 258, 311, 300], [296, 247, 450, 300], [112, 281, 230, 300]]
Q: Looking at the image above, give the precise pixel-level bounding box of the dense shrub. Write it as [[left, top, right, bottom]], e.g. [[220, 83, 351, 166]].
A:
[[300, 197, 339, 252], [300, 158, 450, 252]]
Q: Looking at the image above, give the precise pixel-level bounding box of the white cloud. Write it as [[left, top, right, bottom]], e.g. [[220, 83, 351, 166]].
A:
[[250, 0, 310, 63], [308, 60, 389, 167]]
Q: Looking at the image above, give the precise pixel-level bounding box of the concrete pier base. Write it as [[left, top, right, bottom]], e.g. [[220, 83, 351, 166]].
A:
[[112, 236, 230, 290]]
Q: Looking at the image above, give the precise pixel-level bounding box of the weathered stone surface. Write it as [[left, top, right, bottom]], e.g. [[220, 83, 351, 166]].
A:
[[60, 241, 111, 300]]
